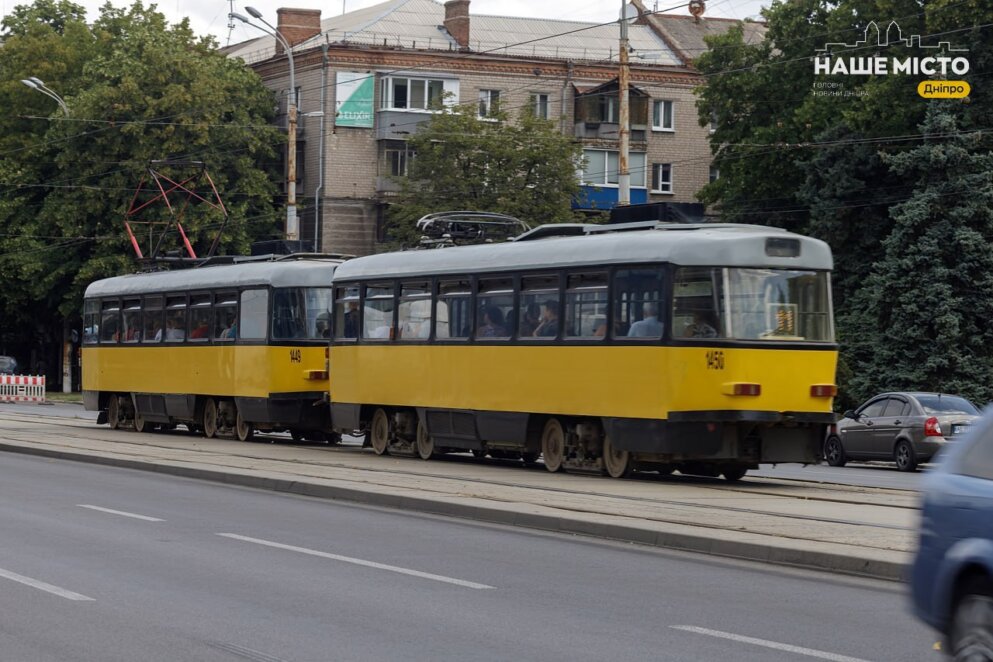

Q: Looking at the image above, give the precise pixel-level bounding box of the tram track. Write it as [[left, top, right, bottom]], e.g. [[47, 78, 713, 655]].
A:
[[0, 411, 916, 546]]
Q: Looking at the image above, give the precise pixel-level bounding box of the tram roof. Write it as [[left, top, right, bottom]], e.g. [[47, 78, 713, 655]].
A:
[[332, 224, 833, 281], [84, 258, 342, 298]]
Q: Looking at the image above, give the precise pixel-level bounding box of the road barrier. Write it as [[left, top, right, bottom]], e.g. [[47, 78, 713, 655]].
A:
[[0, 375, 46, 403]]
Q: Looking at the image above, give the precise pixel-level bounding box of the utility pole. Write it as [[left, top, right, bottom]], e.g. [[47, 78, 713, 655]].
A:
[[618, 0, 631, 206]]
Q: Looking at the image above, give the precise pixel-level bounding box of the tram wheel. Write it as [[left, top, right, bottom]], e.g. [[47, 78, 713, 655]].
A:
[[370, 408, 390, 456], [602, 434, 632, 479], [107, 395, 121, 430], [722, 466, 748, 482], [202, 398, 218, 439], [541, 418, 566, 473], [416, 419, 434, 460], [235, 409, 254, 442], [133, 406, 148, 433]]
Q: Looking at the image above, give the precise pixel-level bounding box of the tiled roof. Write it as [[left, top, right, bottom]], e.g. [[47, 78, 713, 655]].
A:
[[644, 13, 767, 65], [227, 0, 681, 67]]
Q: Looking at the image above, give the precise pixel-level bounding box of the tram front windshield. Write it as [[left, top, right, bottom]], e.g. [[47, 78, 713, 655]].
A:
[[272, 288, 333, 340], [672, 267, 833, 342]]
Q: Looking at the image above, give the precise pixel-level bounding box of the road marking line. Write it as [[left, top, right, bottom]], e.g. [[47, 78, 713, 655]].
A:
[[77, 505, 164, 521], [217, 533, 495, 590], [0, 567, 94, 601], [671, 626, 873, 662]]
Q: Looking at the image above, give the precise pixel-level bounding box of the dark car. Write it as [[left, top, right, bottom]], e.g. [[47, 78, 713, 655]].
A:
[[824, 392, 979, 472], [0, 355, 17, 375], [911, 405, 993, 659]]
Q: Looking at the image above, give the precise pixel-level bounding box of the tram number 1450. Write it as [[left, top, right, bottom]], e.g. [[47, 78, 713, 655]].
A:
[[706, 350, 725, 370]]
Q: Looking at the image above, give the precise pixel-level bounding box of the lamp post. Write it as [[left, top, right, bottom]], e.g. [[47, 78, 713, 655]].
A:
[[302, 110, 325, 253], [230, 9, 299, 242], [20, 77, 69, 117]]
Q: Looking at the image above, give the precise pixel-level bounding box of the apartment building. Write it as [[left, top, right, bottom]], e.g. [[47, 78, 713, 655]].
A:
[[225, 0, 734, 256]]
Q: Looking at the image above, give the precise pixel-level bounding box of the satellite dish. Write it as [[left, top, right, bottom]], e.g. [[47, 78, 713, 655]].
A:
[[620, 2, 638, 22]]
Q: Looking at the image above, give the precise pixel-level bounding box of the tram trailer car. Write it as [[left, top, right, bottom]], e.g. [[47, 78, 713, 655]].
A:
[[82, 257, 342, 441], [328, 223, 838, 480]]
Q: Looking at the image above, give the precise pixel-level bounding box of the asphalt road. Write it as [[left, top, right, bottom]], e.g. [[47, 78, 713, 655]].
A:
[[0, 452, 939, 662], [15, 402, 925, 491]]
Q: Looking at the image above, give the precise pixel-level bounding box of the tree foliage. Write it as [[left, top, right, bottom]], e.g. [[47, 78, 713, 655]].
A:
[[386, 103, 584, 246], [0, 1, 282, 359]]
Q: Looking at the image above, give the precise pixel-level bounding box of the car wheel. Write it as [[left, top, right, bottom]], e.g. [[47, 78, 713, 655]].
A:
[[950, 577, 993, 660], [824, 435, 847, 467], [894, 439, 918, 472]]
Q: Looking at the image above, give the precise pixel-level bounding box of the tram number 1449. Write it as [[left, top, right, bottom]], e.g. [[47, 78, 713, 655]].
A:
[[706, 350, 725, 370]]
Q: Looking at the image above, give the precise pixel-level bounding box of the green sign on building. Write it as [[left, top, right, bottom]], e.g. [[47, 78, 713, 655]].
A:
[[335, 72, 374, 128]]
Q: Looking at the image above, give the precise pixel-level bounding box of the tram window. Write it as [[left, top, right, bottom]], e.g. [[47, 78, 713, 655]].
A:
[[120, 299, 141, 343], [565, 273, 608, 339], [520, 275, 560, 339], [363, 284, 395, 340], [164, 296, 187, 342], [334, 286, 360, 340], [672, 267, 725, 340], [398, 281, 431, 340], [724, 268, 833, 341], [213, 291, 237, 341], [437, 279, 471, 340], [239, 289, 268, 340], [613, 269, 664, 339], [142, 296, 164, 343], [476, 278, 512, 340], [83, 300, 99, 344], [188, 294, 212, 342], [99, 300, 120, 343], [273, 288, 333, 340]]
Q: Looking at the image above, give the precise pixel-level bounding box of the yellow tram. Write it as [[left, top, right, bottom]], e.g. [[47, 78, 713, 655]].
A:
[[328, 223, 837, 480], [82, 256, 342, 441]]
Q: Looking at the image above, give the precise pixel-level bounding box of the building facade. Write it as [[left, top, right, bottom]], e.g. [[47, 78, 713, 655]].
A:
[[226, 0, 738, 256]]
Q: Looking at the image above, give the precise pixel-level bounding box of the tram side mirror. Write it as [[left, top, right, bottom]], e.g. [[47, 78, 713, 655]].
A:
[[842, 409, 857, 420]]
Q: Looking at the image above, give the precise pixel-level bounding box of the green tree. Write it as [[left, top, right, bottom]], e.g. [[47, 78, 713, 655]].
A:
[[0, 0, 282, 374], [387, 103, 584, 246], [849, 102, 993, 405]]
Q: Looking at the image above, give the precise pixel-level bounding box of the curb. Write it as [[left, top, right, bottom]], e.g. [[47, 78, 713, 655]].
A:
[[0, 441, 909, 582]]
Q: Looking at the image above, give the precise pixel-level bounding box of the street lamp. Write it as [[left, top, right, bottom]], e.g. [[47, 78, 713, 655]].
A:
[[20, 77, 69, 117], [230, 8, 299, 242]]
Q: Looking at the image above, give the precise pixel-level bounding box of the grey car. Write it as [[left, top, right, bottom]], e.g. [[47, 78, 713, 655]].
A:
[[824, 392, 980, 472]]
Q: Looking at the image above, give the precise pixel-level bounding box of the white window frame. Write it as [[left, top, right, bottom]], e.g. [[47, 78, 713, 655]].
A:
[[652, 100, 674, 132], [651, 163, 674, 194], [581, 149, 647, 189], [478, 89, 500, 119], [531, 92, 550, 119], [709, 166, 719, 184], [379, 76, 453, 112]]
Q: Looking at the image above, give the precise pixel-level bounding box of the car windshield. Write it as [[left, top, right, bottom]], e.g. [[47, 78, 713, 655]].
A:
[[915, 395, 978, 416]]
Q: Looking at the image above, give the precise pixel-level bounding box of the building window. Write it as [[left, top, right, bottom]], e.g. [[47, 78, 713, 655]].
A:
[[478, 89, 500, 118], [652, 100, 674, 131], [380, 76, 446, 111], [710, 110, 718, 133], [652, 163, 673, 194], [530, 93, 549, 119], [709, 166, 719, 184], [581, 149, 647, 188], [382, 143, 413, 177], [599, 95, 618, 123]]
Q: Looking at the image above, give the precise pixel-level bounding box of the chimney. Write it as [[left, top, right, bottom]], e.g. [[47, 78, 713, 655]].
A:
[[275, 8, 322, 54], [444, 0, 470, 50]]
